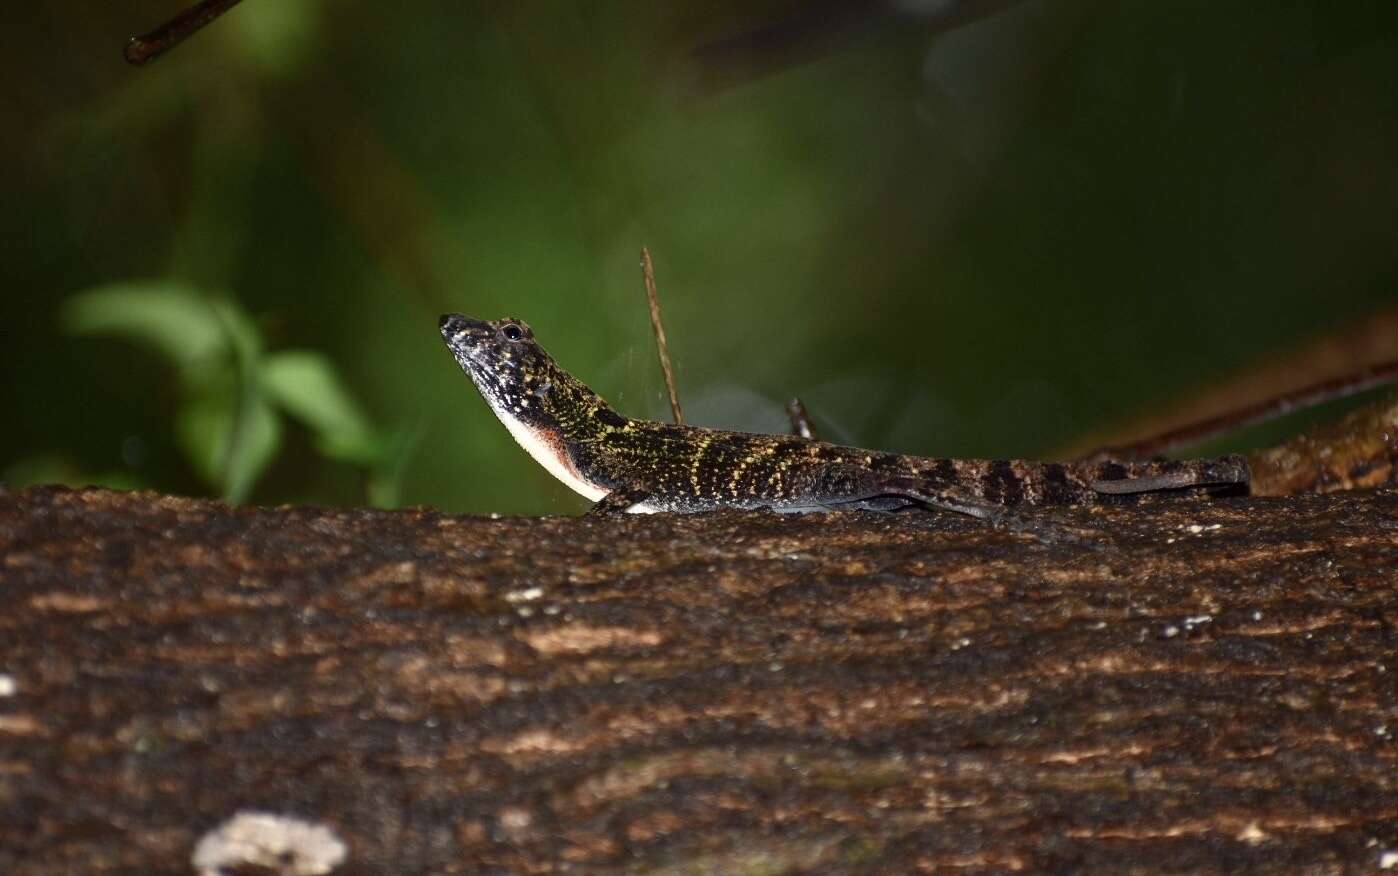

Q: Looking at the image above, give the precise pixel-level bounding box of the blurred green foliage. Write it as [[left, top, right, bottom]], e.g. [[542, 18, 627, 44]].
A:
[[60, 283, 411, 503], [3, 1, 1397, 515]]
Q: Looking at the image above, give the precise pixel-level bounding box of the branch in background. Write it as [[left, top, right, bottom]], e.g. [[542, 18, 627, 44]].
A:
[[1249, 389, 1398, 496], [640, 247, 684, 425], [1091, 359, 1398, 461], [687, 0, 1033, 96], [1059, 305, 1398, 459], [125, 0, 246, 65]]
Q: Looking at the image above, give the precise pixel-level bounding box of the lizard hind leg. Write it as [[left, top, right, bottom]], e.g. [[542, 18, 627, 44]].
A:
[[815, 468, 1097, 548], [586, 484, 657, 515], [1091, 470, 1205, 494], [1090, 454, 1251, 496], [807, 466, 999, 520], [873, 476, 1014, 523]]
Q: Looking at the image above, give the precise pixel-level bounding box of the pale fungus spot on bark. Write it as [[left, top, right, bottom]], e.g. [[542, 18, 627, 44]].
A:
[[191, 811, 347, 876]]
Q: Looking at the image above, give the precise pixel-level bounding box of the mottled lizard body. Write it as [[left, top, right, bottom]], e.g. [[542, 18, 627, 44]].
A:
[[440, 314, 1249, 517]]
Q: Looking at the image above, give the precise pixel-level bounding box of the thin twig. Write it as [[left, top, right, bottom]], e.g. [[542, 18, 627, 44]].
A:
[[786, 399, 818, 440], [125, 0, 246, 66], [1090, 358, 1398, 460], [640, 247, 684, 425]]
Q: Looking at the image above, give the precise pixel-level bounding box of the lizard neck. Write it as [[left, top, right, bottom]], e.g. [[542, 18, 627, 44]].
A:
[[479, 368, 637, 504], [535, 370, 633, 445]]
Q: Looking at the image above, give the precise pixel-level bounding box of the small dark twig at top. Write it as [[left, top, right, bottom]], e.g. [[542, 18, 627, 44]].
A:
[[125, 0, 246, 65]]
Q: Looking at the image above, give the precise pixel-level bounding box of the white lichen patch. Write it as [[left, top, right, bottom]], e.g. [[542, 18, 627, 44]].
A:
[[191, 811, 347, 876]]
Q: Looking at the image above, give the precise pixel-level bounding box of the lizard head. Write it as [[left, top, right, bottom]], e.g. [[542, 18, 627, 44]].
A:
[[439, 314, 566, 426], [440, 313, 624, 503]]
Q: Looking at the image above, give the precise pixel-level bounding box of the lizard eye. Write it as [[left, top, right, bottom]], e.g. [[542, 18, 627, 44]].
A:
[[501, 324, 524, 342]]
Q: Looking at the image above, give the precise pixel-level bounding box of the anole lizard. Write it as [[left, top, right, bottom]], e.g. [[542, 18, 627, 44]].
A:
[[439, 314, 1249, 519]]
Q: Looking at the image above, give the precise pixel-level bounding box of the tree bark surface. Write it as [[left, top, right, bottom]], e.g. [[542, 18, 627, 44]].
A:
[[1, 485, 1396, 874]]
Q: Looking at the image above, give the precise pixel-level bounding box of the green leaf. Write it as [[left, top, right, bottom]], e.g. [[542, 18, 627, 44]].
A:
[[259, 351, 378, 462], [176, 387, 282, 502], [364, 421, 424, 508], [62, 283, 229, 370], [223, 398, 282, 503], [61, 284, 264, 391], [176, 390, 231, 488]]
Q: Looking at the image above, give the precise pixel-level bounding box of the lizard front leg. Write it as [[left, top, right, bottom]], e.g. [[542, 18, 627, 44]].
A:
[[586, 483, 656, 515]]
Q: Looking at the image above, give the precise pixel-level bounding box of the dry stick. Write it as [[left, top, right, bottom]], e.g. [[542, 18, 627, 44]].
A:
[[1092, 357, 1398, 460], [125, 0, 245, 65], [640, 247, 684, 425], [786, 398, 818, 440]]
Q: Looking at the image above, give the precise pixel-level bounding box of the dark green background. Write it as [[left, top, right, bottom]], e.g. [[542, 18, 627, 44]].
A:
[[4, 1, 1396, 515]]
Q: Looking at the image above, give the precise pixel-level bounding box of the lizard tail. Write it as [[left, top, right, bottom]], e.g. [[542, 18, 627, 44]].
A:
[[905, 454, 1251, 506]]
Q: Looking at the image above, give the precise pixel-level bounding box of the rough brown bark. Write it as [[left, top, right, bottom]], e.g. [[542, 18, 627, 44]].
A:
[[1249, 390, 1398, 496], [2, 484, 1396, 874]]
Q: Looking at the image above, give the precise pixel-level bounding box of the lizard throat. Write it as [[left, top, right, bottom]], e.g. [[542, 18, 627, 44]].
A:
[[483, 397, 659, 513]]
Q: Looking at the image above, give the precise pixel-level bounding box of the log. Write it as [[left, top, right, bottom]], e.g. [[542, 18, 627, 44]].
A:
[[2, 484, 1396, 874]]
